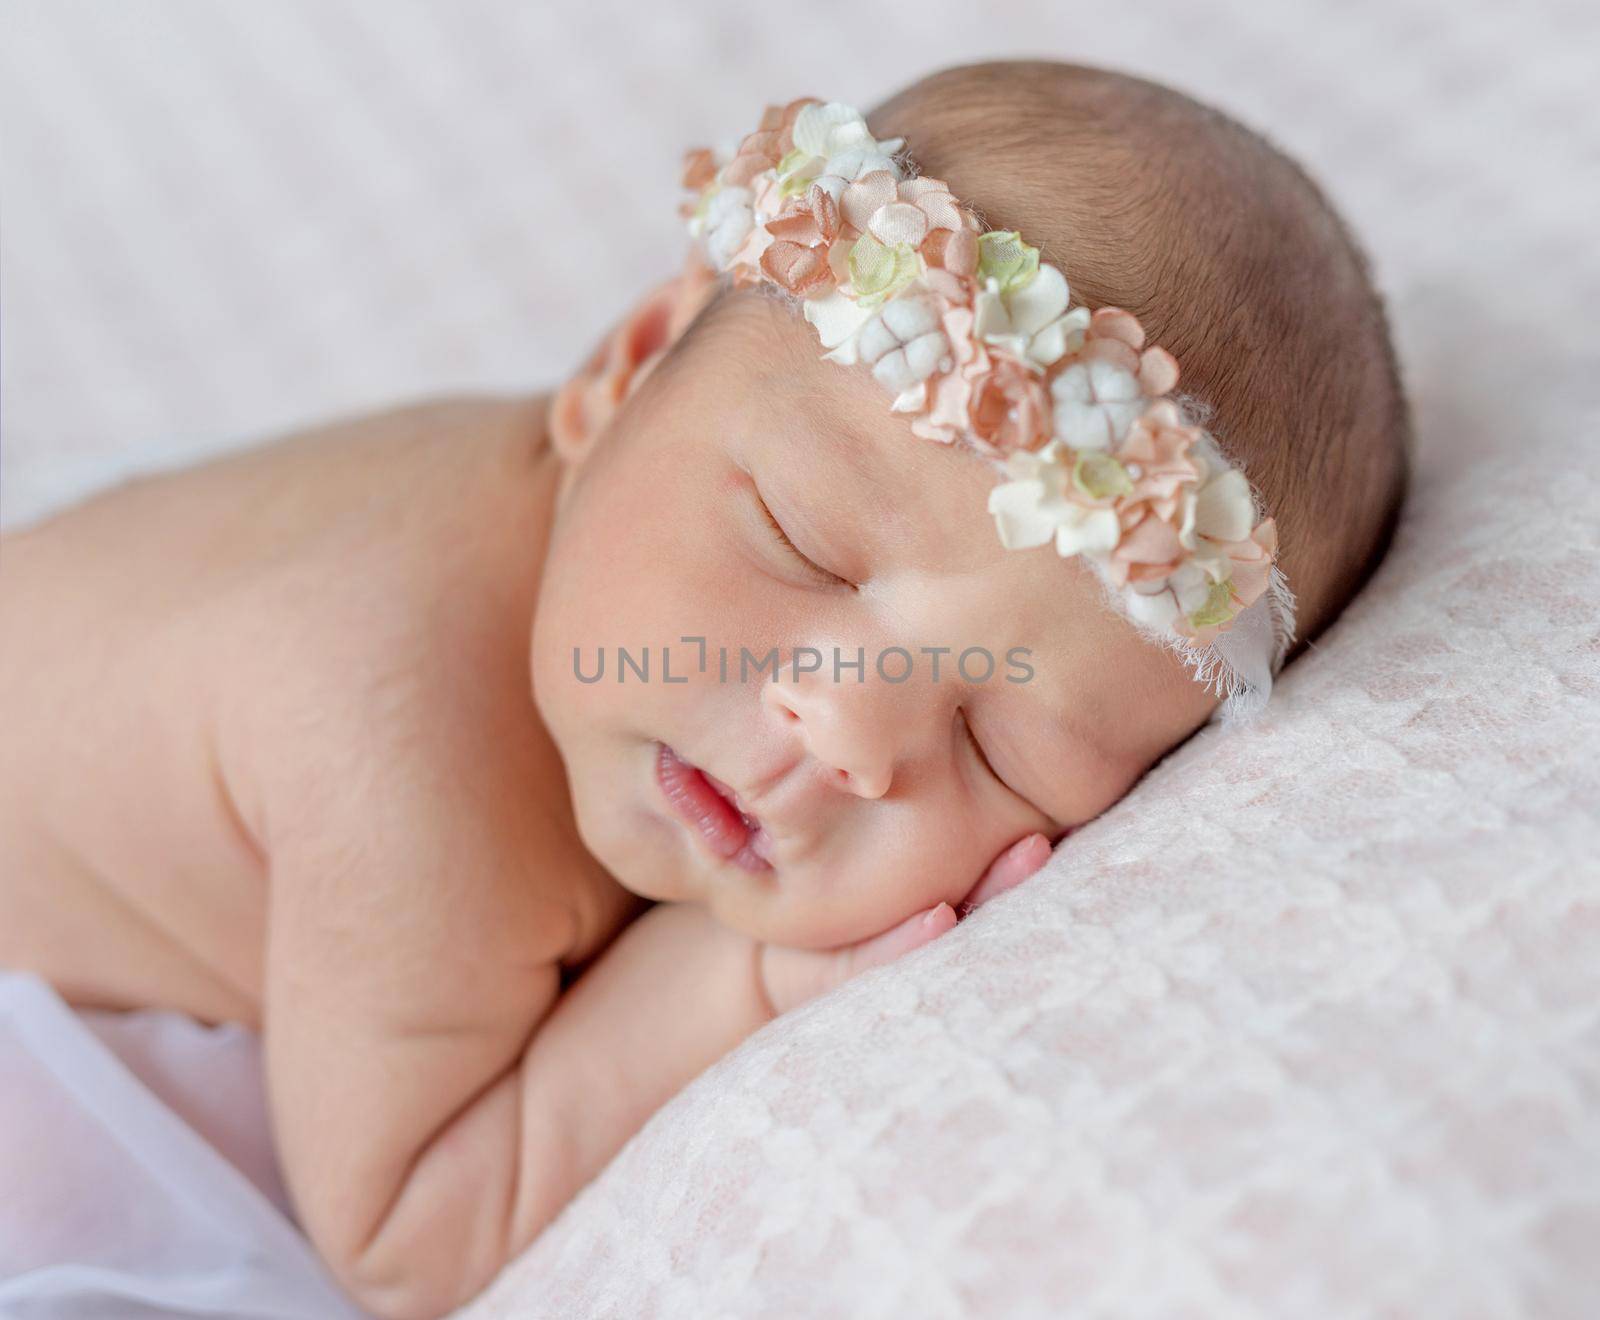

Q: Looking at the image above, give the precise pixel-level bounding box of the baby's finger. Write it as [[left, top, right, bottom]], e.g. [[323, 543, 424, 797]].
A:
[[837, 900, 958, 981], [962, 832, 1052, 911], [759, 901, 957, 1014]]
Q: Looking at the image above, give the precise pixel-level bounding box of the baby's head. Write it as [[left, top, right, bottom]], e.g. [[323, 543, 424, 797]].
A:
[[533, 61, 1408, 949]]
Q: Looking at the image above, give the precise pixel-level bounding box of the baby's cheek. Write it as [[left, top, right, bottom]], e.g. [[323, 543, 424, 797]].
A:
[[843, 802, 1011, 931]]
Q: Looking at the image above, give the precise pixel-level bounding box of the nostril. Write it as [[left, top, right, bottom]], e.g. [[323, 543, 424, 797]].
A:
[[834, 768, 852, 786], [779, 705, 799, 722]]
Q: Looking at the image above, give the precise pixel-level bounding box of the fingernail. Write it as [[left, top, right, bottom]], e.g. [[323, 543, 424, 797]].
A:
[[1011, 833, 1051, 870], [922, 902, 955, 933]]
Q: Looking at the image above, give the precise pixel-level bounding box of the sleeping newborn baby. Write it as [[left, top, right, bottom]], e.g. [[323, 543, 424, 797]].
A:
[[0, 61, 1408, 1319]]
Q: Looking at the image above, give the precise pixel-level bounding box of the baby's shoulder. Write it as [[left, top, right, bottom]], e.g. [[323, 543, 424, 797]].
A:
[[229, 395, 636, 964]]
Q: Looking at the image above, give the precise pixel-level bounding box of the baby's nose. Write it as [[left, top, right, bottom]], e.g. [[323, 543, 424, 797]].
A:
[[762, 675, 893, 800]]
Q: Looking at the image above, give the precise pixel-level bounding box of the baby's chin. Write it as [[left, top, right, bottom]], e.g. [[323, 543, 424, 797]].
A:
[[604, 827, 903, 949], [701, 864, 928, 951]]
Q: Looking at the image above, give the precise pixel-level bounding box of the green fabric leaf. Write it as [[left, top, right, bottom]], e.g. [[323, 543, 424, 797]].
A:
[[977, 230, 1041, 293], [1189, 579, 1238, 629], [1072, 452, 1134, 501], [849, 235, 920, 306]]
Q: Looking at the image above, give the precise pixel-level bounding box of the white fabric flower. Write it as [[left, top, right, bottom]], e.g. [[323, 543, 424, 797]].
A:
[[986, 445, 1122, 557], [972, 266, 1090, 369], [856, 296, 951, 405], [1124, 562, 1215, 630], [1050, 358, 1146, 449], [1190, 468, 1255, 543], [793, 103, 875, 158], [701, 185, 754, 270], [823, 145, 901, 182], [792, 102, 903, 196], [1180, 466, 1257, 579], [1053, 504, 1123, 557], [808, 149, 903, 214], [803, 289, 877, 365], [792, 102, 902, 169]]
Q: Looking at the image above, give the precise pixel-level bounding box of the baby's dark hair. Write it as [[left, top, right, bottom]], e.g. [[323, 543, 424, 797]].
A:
[[868, 60, 1411, 651]]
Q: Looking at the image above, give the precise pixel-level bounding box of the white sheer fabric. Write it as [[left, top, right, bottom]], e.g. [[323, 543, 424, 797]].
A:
[[0, 974, 365, 1319]]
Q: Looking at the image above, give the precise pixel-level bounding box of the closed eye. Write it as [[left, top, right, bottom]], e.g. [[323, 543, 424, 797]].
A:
[[959, 706, 1040, 816], [959, 706, 1001, 782], [754, 488, 854, 589]]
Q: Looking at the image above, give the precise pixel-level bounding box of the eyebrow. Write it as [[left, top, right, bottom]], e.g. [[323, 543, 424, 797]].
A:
[[789, 392, 959, 568], [791, 390, 886, 485], [751, 398, 912, 582]]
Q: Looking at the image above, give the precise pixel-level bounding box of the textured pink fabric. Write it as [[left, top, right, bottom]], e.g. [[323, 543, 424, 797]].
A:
[[458, 401, 1600, 1316]]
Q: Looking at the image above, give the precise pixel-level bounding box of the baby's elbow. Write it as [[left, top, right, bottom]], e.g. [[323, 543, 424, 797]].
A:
[[308, 1151, 568, 1320], [298, 1178, 505, 1320], [323, 1231, 496, 1320], [338, 1276, 455, 1320], [290, 1074, 575, 1317]]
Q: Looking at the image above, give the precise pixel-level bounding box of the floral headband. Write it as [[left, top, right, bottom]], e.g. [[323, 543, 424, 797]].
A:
[[680, 98, 1297, 716]]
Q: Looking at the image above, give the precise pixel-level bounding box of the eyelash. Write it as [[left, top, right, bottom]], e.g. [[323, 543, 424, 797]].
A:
[[755, 491, 853, 589], [959, 707, 1003, 787]]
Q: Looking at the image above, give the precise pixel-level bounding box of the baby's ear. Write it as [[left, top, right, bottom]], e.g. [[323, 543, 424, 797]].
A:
[[548, 256, 718, 464]]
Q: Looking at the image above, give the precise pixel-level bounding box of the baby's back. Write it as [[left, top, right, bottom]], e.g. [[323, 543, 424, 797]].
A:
[[0, 396, 633, 1024]]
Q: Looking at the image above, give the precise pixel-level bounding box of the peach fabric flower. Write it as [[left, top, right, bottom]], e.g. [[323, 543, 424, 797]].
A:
[[967, 355, 1052, 453], [757, 184, 843, 295]]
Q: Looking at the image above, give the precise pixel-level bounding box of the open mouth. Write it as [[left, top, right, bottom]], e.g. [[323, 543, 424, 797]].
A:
[[655, 742, 774, 873]]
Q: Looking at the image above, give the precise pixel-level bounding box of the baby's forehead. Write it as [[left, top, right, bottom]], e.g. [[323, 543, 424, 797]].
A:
[[686, 287, 999, 536], [681, 285, 824, 382], [692, 287, 990, 463]]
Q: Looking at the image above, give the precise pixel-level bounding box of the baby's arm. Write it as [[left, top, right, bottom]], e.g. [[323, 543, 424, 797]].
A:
[[269, 872, 765, 1320], [266, 721, 1046, 1320]]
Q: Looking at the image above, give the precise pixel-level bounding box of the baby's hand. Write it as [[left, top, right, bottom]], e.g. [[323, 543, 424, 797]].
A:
[[758, 832, 1053, 1016]]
